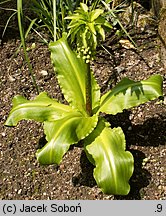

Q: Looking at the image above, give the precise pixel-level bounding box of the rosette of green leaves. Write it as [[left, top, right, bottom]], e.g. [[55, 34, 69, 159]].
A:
[[65, 2, 112, 62], [5, 34, 163, 195]]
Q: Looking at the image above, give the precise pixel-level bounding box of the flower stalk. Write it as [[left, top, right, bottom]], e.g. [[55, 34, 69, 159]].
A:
[[86, 63, 92, 116]]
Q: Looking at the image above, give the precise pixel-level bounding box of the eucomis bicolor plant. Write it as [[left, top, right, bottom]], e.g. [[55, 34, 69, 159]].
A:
[[5, 34, 163, 195]]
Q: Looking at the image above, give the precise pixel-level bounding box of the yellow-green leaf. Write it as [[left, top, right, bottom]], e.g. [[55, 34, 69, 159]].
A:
[[36, 112, 98, 164], [49, 34, 100, 115], [98, 75, 163, 115], [80, 3, 88, 13], [85, 119, 134, 195], [90, 9, 104, 22], [5, 92, 72, 126]]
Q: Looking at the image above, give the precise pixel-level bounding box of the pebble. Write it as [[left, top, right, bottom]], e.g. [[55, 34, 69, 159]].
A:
[[128, 126, 132, 131], [115, 66, 125, 73], [18, 189, 22, 195], [1, 132, 6, 137], [8, 75, 15, 82], [164, 97, 166, 105], [40, 70, 48, 76]]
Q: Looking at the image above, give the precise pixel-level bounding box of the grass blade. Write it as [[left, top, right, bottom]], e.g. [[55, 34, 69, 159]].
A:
[[17, 0, 39, 94], [53, 0, 56, 42]]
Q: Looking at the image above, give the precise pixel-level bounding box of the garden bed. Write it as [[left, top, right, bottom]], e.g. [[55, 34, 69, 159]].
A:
[[0, 2, 165, 200]]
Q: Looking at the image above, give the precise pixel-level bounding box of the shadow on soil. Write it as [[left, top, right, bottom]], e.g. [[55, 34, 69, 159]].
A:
[[73, 110, 165, 199], [114, 149, 151, 200], [107, 110, 166, 147], [72, 151, 96, 188], [73, 148, 151, 200], [128, 116, 166, 147]]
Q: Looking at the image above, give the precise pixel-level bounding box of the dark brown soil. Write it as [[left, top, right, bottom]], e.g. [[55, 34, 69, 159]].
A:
[[0, 4, 166, 200]]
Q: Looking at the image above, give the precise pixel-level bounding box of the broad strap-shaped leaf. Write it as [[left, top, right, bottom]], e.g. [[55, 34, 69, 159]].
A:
[[85, 119, 134, 195], [49, 34, 100, 115], [5, 92, 72, 126], [36, 112, 98, 165], [98, 75, 163, 115]]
